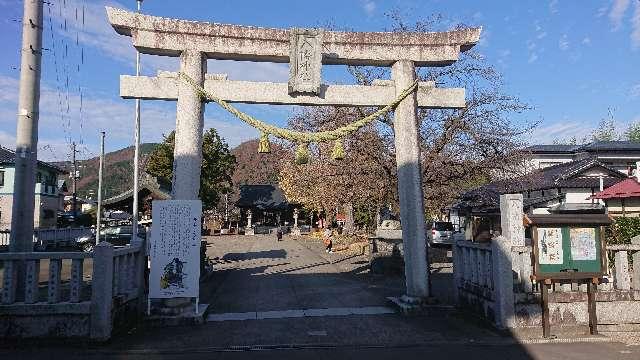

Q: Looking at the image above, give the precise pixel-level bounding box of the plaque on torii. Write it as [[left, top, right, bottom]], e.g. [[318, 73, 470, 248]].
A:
[[106, 7, 480, 301]]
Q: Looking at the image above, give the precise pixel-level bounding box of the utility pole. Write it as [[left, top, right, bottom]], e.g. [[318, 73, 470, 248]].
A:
[[71, 141, 78, 219], [132, 0, 143, 238], [96, 132, 105, 243], [10, 0, 44, 253]]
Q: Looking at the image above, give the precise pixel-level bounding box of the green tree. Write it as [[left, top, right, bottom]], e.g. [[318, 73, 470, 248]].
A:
[[147, 129, 236, 210], [592, 109, 619, 142], [592, 118, 618, 141], [626, 122, 640, 142]]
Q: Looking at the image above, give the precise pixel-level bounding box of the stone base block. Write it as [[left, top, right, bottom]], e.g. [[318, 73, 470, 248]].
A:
[[245, 228, 255, 235], [387, 295, 446, 315], [291, 227, 301, 236], [145, 303, 209, 327]]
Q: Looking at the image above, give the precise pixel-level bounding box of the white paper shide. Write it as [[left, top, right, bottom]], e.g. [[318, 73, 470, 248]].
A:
[[150, 200, 202, 298]]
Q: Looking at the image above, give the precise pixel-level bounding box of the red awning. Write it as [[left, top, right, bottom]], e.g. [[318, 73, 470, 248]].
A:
[[592, 178, 640, 199]]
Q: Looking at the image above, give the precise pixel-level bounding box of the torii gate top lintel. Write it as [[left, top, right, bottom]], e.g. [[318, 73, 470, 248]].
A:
[[106, 7, 481, 67]]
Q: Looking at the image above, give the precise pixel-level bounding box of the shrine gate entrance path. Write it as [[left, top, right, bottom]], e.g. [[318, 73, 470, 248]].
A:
[[200, 235, 404, 316]]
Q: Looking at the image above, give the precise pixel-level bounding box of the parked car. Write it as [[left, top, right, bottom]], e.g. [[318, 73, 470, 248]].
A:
[[76, 225, 146, 252], [427, 221, 455, 247]]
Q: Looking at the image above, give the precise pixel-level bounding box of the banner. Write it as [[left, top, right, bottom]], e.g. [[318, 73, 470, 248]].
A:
[[149, 200, 201, 299]]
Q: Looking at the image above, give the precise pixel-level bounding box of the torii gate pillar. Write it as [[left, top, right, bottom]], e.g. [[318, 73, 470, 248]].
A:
[[392, 60, 429, 299], [173, 50, 206, 200]]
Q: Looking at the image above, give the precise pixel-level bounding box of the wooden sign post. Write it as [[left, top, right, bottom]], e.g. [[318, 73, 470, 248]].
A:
[[528, 214, 611, 338]]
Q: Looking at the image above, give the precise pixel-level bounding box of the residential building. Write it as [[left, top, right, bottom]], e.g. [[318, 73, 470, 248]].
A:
[[526, 141, 640, 174], [593, 176, 640, 217], [452, 158, 627, 240], [0, 146, 67, 230]]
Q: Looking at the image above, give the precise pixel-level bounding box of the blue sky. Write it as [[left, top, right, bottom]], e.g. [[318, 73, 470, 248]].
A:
[[0, 0, 639, 162]]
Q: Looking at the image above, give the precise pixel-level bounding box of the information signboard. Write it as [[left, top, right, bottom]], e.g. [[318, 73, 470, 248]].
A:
[[149, 200, 202, 299], [527, 213, 611, 338], [529, 214, 610, 280]]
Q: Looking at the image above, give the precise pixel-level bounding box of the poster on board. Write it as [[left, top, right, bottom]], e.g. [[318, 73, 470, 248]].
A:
[[149, 200, 202, 299], [570, 227, 597, 261], [537, 227, 563, 265]]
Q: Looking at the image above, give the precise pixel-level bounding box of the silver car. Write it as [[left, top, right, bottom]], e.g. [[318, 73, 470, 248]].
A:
[[427, 221, 454, 246]]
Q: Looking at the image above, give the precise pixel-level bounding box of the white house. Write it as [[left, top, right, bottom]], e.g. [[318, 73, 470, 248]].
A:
[[525, 141, 640, 175], [0, 146, 67, 230]]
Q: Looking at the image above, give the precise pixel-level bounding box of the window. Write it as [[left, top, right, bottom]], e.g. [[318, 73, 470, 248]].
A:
[[0, 170, 4, 187]]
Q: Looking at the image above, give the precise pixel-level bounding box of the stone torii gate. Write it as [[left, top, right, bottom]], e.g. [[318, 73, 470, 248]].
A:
[[106, 7, 480, 301]]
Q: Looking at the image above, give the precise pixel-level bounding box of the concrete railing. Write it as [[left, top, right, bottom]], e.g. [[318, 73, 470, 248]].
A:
[[453, 236, 516, 329], [1, 251, 92, 305], [605, 243, 640, 291], [453, 241, 494, 300], [0, 227, 93, 250], [0, 239, 146, 340], [0, 231, 9, 247]]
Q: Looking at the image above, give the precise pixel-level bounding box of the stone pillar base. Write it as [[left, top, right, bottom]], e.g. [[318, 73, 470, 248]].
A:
[[245, 228, 255, 235], [146, 300, 209, 327], [291, 227, 301, 236], [387, 295, 443, 315]]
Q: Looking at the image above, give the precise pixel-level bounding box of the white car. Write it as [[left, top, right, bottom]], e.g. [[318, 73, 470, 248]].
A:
[[427, 221, 455, 246]]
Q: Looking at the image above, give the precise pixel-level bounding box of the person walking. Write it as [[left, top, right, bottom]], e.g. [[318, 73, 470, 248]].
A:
[[276, 227, 283, 241], [323, 227, 333, 253]]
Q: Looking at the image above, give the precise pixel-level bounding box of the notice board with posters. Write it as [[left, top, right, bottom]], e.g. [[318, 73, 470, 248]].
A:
[[529, 214, 610, 280], [149, 200, 202, 299]]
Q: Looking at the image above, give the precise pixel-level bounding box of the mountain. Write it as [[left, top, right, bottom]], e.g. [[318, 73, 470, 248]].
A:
[[55, 143, 158, 200], [230, 139, 289, 186]]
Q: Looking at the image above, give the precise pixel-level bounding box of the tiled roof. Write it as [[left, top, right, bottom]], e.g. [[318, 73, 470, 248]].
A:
[[578, 141, 640, 152], [454, 157, 627, 212], [103, 174, 171, 205], [0, 146, 67, 173], [593, 178, 640, 199], [527, 141, 640, 154], [236, 184, 290, 210], [524, 144, 581, 154]]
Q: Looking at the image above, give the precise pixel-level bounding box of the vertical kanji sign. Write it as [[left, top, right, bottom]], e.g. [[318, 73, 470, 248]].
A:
[[150, 200, 201, 299]]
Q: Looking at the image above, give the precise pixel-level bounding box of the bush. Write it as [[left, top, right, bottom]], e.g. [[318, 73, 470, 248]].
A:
[[606, 217, 640, 245]]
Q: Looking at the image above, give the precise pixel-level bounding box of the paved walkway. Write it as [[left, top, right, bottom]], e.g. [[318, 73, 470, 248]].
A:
[[2, 235, 638, 359]]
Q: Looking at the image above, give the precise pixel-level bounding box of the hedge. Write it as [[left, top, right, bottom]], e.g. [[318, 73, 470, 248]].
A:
[[606, 217, 640, 245]]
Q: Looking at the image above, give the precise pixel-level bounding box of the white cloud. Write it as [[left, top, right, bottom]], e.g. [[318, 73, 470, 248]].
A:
[[549, 0, 559, 14], [559, 34, 570, 51], [597, 5, 609, 18], [0, 130, 16, 150], [48, 0, 289, 81], [361, 0, 376, 17], [632, 0, 640, 49], [582, 37, 592, 45], [631, 84, 640, 98], [530, 121, 593, 144], [498, 49, 511, 58], [534, 21, 547, 39], [528, 53, 538, 64], [609, 0, 630, 31]]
